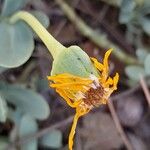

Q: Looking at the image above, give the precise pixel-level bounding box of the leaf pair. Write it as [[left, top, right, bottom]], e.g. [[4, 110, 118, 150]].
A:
[[0, 82, 50, 121], [0, 0, 50, 68], [119, 0, 150, 35]]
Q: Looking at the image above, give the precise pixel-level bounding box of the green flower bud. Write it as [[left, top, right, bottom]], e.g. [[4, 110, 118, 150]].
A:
[[51, 45, 99, 77]]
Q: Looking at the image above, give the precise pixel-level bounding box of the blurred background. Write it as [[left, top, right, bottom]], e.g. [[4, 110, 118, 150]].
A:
[[0, 0, 150, 150]]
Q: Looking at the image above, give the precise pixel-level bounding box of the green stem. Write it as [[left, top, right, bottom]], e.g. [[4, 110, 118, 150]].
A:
[[9, 11, 66, 59], [55, 0, 139, 65]]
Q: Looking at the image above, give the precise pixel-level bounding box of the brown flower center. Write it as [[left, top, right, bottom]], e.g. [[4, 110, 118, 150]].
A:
[[83, 85, 105, 107]]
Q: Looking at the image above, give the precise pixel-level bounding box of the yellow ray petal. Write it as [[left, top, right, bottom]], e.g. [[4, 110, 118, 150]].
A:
[[69, 112, 80, 150], [103, 49, 112, 73], [91, 57, 104, 71], [50, 81, 92, 88], [102, 76, 113, 87], [100, 49, 112, 83], [48, 73, 91, 82], [47, 74, 92, 87], [112, 72, 119, 90], [56, 89, 76, 107], [69, 106, 90, 150], [105, 73, 119, 97]]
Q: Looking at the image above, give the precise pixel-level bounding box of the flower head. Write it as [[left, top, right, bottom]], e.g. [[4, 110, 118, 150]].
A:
[[47, 49, 119, 150], [9, 11, 118, 150]]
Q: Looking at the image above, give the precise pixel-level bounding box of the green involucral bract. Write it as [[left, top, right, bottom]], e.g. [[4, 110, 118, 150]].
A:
[[51, 45, 99, 77]]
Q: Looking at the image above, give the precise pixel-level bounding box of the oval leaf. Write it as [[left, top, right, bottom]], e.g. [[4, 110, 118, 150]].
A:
[[19, 115, 38, 150], [0, 82, 50, 120], [119, 0, 136, 23], [0, 21, 34, 68], [1, 0, 29, 16], [0, 95, 7, 122], [136, 49, 148, 63], [125, 65, 145, 81], [8, 108, 22, 125], [0, 137, 9, 150], [40, 130, 62, 149], [144, 54, 150, 75], [140, 17, 150, 35], [0, 66, 8, 74]]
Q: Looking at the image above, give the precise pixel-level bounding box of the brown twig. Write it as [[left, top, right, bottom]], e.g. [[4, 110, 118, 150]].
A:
[[108, 99, 133, 150], [140, 76, 150, 107], [5, 116, 73, 150]]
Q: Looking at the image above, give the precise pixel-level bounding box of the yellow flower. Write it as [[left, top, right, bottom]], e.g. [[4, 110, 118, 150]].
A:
[[47, 49, 119, 150], [10, 11, 118, 150]]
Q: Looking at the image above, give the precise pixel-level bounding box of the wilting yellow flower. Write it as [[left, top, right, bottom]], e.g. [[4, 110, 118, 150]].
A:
[[47, 49, 119, 150], [10, 11, 118, 150]]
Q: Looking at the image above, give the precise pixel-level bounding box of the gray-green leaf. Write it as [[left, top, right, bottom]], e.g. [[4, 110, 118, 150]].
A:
[[40, 130, 62, 149], [1, 0, 29, 16], [0, 82, 50, 120], [0, 95, 7, 122], [125, 65, 145, 81], [136, 48, 148, 63], [0, 137, 9, 150], [140, 17, 150, 35], [0, 66, 8, 74], [119, 0, 136, 23], [36, 78, 49, 92], [144, 54, 150, 75], [8, 108, 22, 125], [0, 21, 34, 68], [19, 115, 38, 150]]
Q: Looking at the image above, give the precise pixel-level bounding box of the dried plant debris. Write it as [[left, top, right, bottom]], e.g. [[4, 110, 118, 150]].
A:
[[80, 112, 123, 150], [116, 93, 144, 127], [134, 112, 150, 146], [127, 133, 147, 150]]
